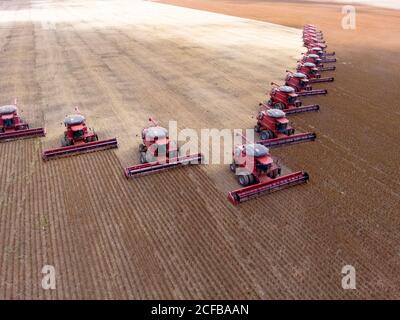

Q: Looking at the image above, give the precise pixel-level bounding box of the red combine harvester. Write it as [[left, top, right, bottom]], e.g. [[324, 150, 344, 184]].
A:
[[302, 52, 336, 65], [308, 46, 335, 58], [42, 112, 117, 160], [260, 84, 320, 115], [297, 62, 334, 83], [283, 73, 328, 97], [255, 108, 316, 148], [124, 118, 203, 177], [227, 141, 309, 205], [302, 52, 336, 71], [0, 102, 45, 141]]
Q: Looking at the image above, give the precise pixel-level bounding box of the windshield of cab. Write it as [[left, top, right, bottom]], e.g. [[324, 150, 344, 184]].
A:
[[156, 143, 167, 156], [73, 129, 84, 139], [3, 118, 14, 127], [276, 122, 287, 132], [288, 96, 296, 104]]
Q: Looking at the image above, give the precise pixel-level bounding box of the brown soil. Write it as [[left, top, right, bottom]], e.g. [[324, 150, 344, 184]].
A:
[[0, 0, 399, 299]]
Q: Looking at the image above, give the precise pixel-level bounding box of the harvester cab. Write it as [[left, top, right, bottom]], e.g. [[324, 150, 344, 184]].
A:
[[42, 110, 117, 160], [228, 141, 309, 205], [124, 118, 203, 178], [0, 103, 45, 141]]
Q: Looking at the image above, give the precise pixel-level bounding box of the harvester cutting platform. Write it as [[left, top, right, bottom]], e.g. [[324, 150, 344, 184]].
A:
[[228, 141, 309, 205], [254, 109, 316, 148], [0, 103, 45, 141], [42, 112, 117, 160], [124, 118, 203, 177], [260, 84, 320, 115]]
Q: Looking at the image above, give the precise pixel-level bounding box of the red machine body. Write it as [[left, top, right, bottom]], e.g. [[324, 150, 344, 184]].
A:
[[255, 108, 316, 148], [308, 46, 336, 59], [228, 143, 309, 205], [262, 84, 320, 115], [297, 62, 334, 83], [284, 73, 328, 96], [0, 103, 45, 141], [42, 113, 117, 160], [124, 118, 203, 177]]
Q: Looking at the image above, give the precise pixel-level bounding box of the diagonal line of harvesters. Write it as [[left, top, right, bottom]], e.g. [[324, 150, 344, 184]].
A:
[[0, 24, 334, 206], [227, 24, 336, 205]]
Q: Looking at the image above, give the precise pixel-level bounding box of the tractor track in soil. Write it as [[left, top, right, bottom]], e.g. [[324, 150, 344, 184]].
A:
[[0, 0, 399, 299]]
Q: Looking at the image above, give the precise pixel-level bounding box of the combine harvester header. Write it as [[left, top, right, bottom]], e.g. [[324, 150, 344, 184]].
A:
[[0, 101, 45, 142]]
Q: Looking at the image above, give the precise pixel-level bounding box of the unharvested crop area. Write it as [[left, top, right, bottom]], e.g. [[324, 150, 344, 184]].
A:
[[0, 0, 399, 299]]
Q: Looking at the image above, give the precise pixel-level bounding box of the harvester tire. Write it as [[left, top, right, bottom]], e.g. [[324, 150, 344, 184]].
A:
[[273, 102, 285, 110], [139, 152, 147, 164], [239, 174, 251, 186], [230, 162, 236, 172], [260, 130, 273, 140], [268, 171, 278, 179], [254, 124, 261, 133], [61, 137, 69, 147]]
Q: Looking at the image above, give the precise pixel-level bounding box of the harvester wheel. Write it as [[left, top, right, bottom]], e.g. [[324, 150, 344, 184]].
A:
[[139, 144, 147, 152], [254, 124, 261, 133], [61, 137, 70, 147], [230, 162, 236, 172], [238, 174, 251, 186], [94, 134, 99, 142], [139, 152, 147, 164], [268, 170, 278, 179], [260, 130, 273, 140], [273, 102, 285, 110]]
